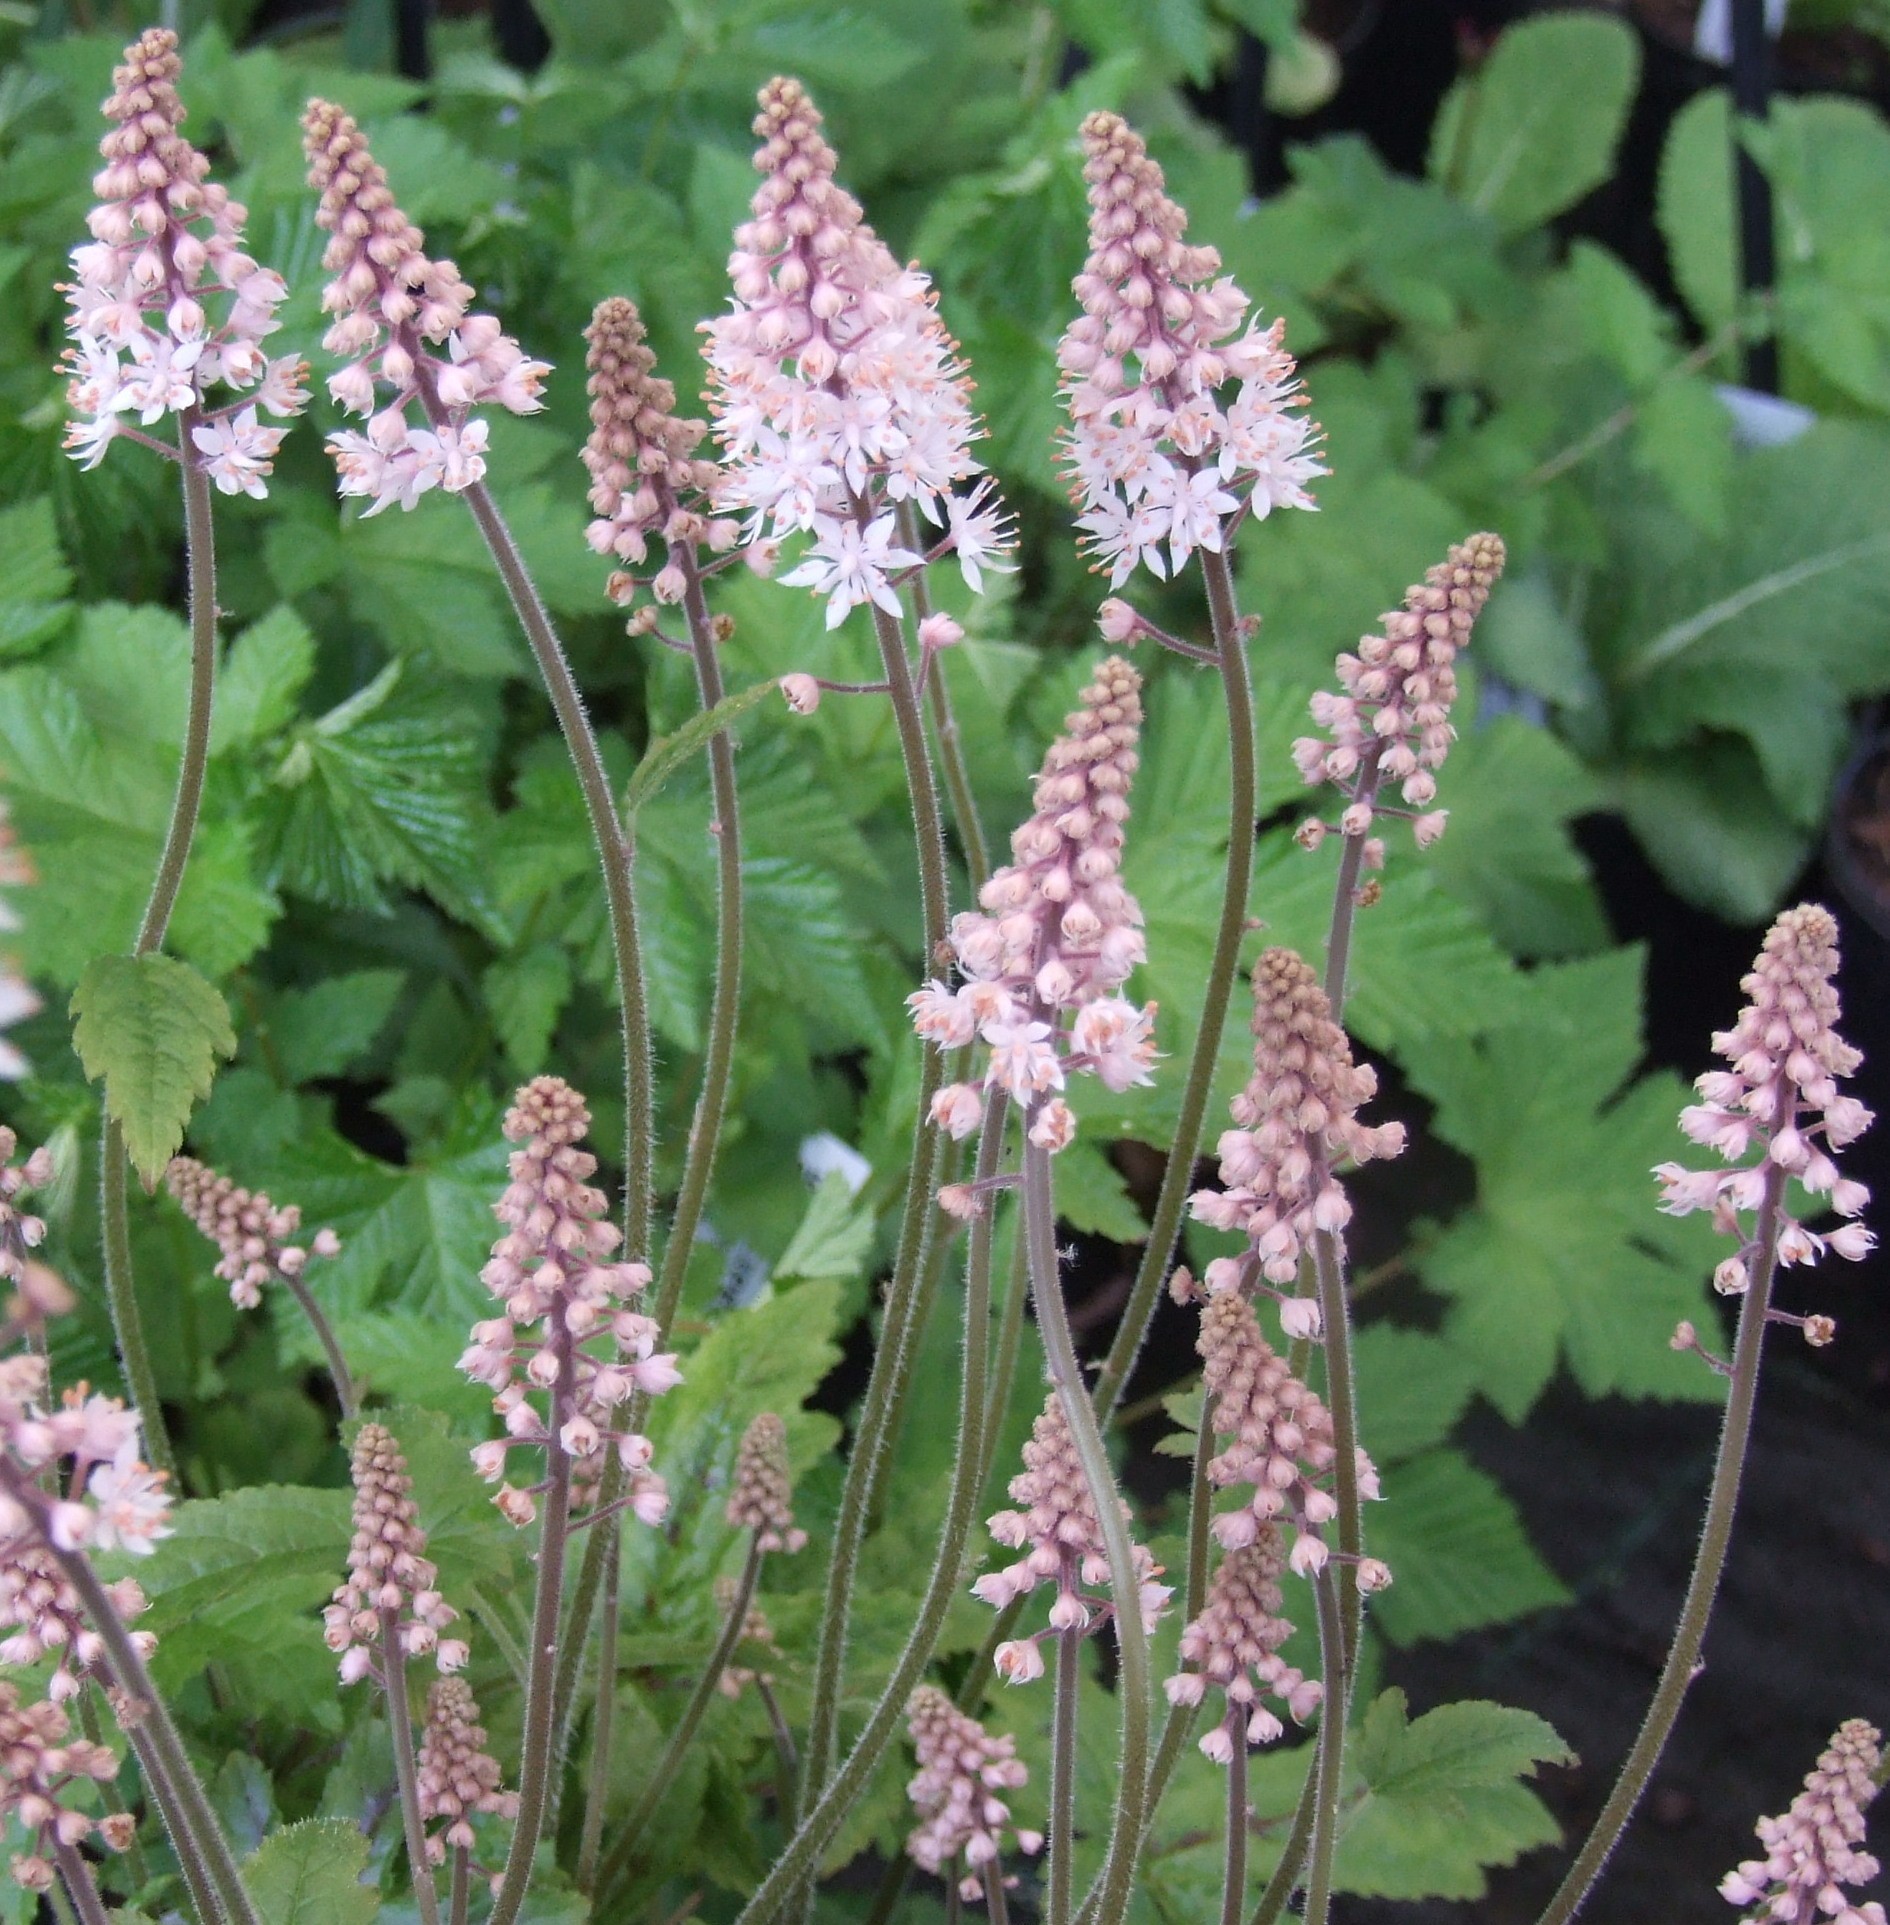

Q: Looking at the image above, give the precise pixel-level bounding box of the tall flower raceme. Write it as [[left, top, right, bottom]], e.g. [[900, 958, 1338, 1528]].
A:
[[972, 1391, 1170, 1683], [1057, 111, 1322, 595], [1165, 1531, 1324, 1763], [909, 656, 1154, 1192], [1655, 904, 1874, 1314], [1188, 948, 1405, 1333], [324, 1424, 469, 1683], [459, 1078, 678, 1528], [1720, 1720, 1886, 1925], [60, 28, 308, 488], [0, 805, 39, 1082], [582, 294, 739, 617], [1196, 1289, 1383, 1581], [300, 99, 550, 515], [904, 1685, 1043, 1902], [728, 1411, 809, 1555], [1291, 533, 1506, 861], [165, 1156, 341, 1311], [417, 1678, 518, 1874], [702, 76, 1013, 629], [0, 1680, 132, 1896]]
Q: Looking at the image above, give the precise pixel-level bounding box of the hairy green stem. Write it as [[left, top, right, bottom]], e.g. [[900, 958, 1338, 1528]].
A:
[[380, 1613, 441, 1925], [97, 413, 223, 1479], [283, 1272, 356, 1419], [756, 1677, 799, 1832], [576, 1522, 622, 1892], [459, 479, 652, 1255], [80, 1687, 149, 1893], [731, 1088, 1004, 1925], [977, 1221, 1030, 1502], [1223, 1729, 1250, 1925], [1248, 1758, 1318, 1925], [1023, 1142, 1150, 1925], [899, 503, 990, 891], [98, 1126, 170, 1476], [53, 1836, 114, 1925], [1302, 1569, 1349, 1925], [1311, 1232, 1362, 1671], [6, 1465, 256, 1925], [1093, 545, 1254, 1421], [484, 1326, 576, 1925], [1534, 1168, 1788, 1925], [564, 511, 745, 1838], [595, 1538, 763, 1905], [798, 582, 952, 1832], [1050, 1625, 1082, 1925], [1074, 1378, 1215, 1925]]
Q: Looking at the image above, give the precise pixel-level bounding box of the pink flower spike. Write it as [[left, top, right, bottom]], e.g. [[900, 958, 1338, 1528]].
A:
[[704, 77, 1011, 613], [302, 99, 547, 515], [904, 1686, 1037, 1894], [1721, 1719, 1886, 1925], [60, 30, 307, 486], [1662, 904, 1872, 1328], [1057, 112, 1323, 589]]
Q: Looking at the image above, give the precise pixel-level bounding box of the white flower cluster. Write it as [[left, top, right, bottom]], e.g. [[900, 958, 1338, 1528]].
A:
[[704, 78, 1013, 628]]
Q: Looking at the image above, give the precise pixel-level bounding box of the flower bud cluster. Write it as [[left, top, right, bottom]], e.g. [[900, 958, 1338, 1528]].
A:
[[0, 1363, 171, 1560], [0, 1680, 127, 1894], [582, 295, 739, 611], [1191, 948, 1404, 1304], [1655, 904, 1873, 1299], [727, 1411, 808, 1554], [302, 100, 549, 516], [1721, 1718, 1885, 1924], [417, 1676, 518, 1869], [0, 1532, 153, 1703], [60, 29, 307, 486], [716, 1577, 782, 1700], [910, 657, 1154, 1168], [1197, 1290, 1379, 1578], [1164, 1532, 1322, 1761], [1291, 533, 1505, 853], [704, 77, 1013, 627], [0, 1128, 57, 1317], [904, 1684, 1043, 1900], [1057, 112, 1323, 589], [324, 1424, 467, 1683], [0, 807, 41, 1083], [459, 1078, 677, 1529], [972, 1392, 1169, 1680], [165, 1156, 341, 1311]]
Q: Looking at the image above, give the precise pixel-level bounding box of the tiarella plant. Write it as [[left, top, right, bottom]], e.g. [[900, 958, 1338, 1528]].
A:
[[1, 19, 1886, 1925]]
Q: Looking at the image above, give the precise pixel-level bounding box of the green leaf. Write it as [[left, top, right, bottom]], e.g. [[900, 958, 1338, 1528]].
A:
[[776, 1172, 876, 1282], [1054, 1134, 1148, 1243], [1425, 711, 1608, 958], [1429, 11, 1640, 235], [622, 679, 780, 820], [242, 1820, 379, 1925], [268, 970, 407, 1085], [1352, 1327, 1476, 1463], [1368, 1448, 1571, 1645], [483, 944, 573, 1075], [1618, 741, 1814, 923], [1339, 1689, 1574, 1900], [212, 606, 318, 753], [71, 954, 236, 1184], [1402, 947, 1726, 1418], [0, 497, 73, 657], [1659, 88, 1739, 332]]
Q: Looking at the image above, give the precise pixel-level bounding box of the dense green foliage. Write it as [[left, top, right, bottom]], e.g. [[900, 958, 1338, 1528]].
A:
[[3, 2, 1887, 1918]]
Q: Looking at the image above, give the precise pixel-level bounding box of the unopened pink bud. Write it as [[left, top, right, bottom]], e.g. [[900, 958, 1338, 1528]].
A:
[[780, 673, 821, 714]]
